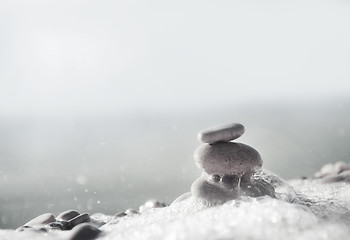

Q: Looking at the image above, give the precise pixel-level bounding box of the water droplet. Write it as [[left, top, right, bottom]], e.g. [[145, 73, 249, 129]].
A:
[[76, 175, 87, 185]]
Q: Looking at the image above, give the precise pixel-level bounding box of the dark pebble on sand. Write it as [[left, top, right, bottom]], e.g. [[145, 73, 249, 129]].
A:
[[46, 221, 65, 230], [68, 223, 101, 240], [68, 213, 90, 228], [125, 209, 139, 215], [115, 212, 127, 218]]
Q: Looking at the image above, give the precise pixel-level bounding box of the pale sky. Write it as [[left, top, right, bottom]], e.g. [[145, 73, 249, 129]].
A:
[[1, 0, 350, 114]]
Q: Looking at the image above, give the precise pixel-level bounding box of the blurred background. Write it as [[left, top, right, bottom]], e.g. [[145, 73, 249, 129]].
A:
[[1, 0, 350, 229]]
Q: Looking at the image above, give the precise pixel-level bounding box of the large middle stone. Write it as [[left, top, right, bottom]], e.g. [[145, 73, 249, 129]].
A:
[[194, 142, 262, 175]]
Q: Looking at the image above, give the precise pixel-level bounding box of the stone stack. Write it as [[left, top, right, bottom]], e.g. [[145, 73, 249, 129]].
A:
[[191, 123, 275, 203]]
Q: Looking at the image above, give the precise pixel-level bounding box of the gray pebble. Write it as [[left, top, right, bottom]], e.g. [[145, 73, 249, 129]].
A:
[[114, 212, 127, 218], [125, 209, 139, 215], [68, 213, 90, 228], [58, 220, 72, 230], [46, 220, 72, 230], [198, 123, 245, 144], [46, 221, 65, 230], [37, 227, 48, 233], [194, 142, 262, 175], [139, 199, 167, 213], [23, 213, 56, 227], [57, 210, 80, 221], [191, 177, 239, 203], [322, 170, 350, 183], [68, 223, 101, 240]]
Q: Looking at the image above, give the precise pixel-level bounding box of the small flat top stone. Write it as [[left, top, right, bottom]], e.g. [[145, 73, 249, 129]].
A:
[[198, 123, 245, 144]]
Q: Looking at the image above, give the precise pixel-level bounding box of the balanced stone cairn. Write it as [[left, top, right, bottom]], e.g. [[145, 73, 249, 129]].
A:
[[191, 123, 275, 203]]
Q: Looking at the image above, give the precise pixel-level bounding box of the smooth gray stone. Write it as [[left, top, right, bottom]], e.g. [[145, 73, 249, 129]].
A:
[[125, 209, 139, 215], [46, 221, 65, 230], [57, 210, 80, 221], [194, 142, 262, 175], [191, 177, 239, 203], [24, 213, 56, 227], [68, 223, 101, 240], [68, 213, 90, 228], [37, 227, 48, 232], [139, 199, 167, 213], [46, 220, 71, 230], [114, 212, 127, 218], [314, 161, 350, 178], [322, 170, 350, 183], [198, 123, 245, 144], [58, 220, 72, 230]]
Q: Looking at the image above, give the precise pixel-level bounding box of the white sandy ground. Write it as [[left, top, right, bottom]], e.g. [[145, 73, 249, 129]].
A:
[[1, 174, 350, 240]]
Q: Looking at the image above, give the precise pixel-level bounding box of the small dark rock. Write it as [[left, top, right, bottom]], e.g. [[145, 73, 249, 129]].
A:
[[58, 220, 72, 230], [68, 213, 90, 228], [125, 209, 139, 215], [37, 227, 48, 233], [46, 221, 65, 230], [68, 223, 101, 240], [114, 212, 127, 218]]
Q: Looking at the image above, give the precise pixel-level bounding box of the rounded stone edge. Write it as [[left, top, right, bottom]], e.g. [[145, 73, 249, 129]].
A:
[[197, 123, 245, 143]]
